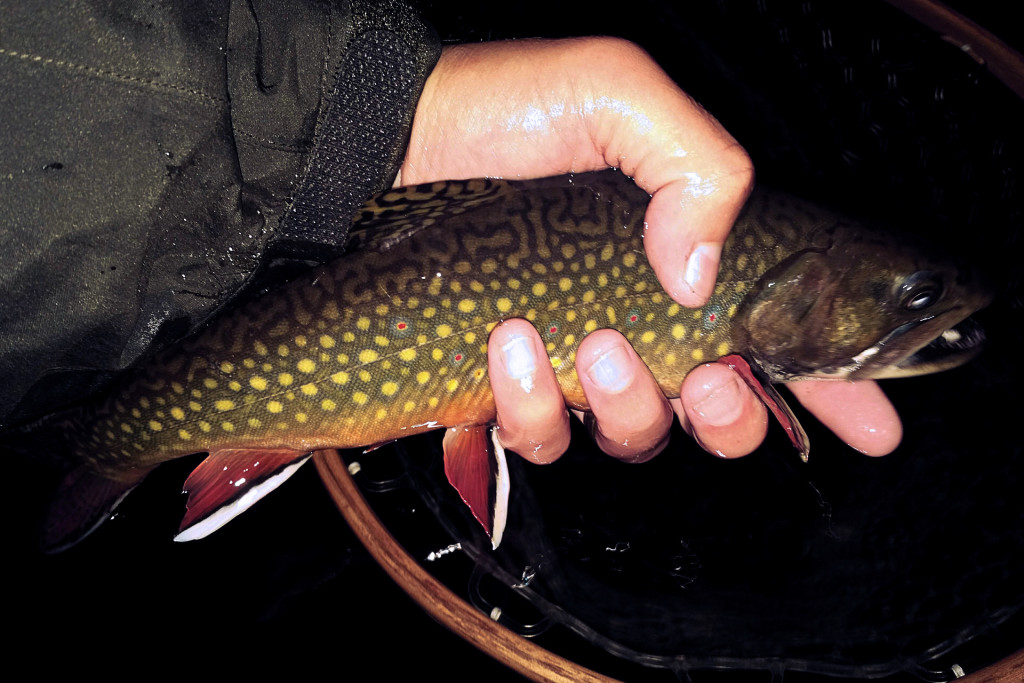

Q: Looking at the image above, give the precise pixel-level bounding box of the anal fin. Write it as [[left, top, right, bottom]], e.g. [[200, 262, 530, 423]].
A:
[[174, 448, 311, 542]]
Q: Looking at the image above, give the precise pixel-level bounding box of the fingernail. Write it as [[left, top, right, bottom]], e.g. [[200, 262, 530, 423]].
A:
[[586, 345, 633, 393], [683, 242, 722, 296], [692, 373, 744, 426], [501, 335, 536, 379]]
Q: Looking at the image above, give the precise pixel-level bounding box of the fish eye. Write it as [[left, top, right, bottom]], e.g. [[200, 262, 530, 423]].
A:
[[900, 272, 943, 311]]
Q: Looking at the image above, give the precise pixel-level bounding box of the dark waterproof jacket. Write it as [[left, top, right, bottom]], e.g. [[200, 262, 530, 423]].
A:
[[0, 0, 441, 428]]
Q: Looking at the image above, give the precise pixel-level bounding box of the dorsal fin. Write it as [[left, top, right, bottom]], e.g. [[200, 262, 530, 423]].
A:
[[345, 178, 514, 253]]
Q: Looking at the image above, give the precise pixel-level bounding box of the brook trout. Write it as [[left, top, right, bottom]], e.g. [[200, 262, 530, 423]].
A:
[[37, 171, 990, 551]]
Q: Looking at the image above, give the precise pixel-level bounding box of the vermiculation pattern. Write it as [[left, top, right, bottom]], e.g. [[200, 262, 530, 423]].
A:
[[78, 172, 805, 475]]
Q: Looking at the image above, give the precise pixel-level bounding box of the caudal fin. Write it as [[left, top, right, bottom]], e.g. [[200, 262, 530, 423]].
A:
[[40, 465, 151, 553]]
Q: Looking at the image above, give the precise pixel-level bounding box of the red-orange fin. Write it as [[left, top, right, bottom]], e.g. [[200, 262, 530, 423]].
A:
[[718, 354, 811, 461], [442, 424, 509, 550], [174, 449, 311, 542], [40, 464, 153, 554]]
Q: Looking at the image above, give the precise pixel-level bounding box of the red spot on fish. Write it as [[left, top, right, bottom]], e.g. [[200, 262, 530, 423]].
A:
[[453, 353, 463, 362], [396, 321, 407, 331], [548, 325, 558, 335], [629, 314, 639, 323], [709, 313, 716, 322]]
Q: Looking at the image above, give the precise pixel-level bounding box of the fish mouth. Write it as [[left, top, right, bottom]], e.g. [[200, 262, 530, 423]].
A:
[[855, 313, 987, 379], [890, 315, 987, 375]]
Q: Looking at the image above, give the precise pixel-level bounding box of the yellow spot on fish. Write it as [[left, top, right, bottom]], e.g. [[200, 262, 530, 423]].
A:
[[374, 335, 389, 347], [171, 407, 185, 420], [336, 353, 349, 364], [215, 400, 235, 412], [294, 335, 307, 347], [691, 348, 705, 361], [359, 349, 379, 363], [417, 371, 431, 384], [358, 370, 372, 382], [331, 371, 349, 385], [323, 301, 340, 320], [436, 324, 452, 338], [464, 332, 476, 344], [458, 299, 476, 313], [248, 418, 262, 428], [532, 282, 547, 297], [428, 396, 439, 408], [203, 378, 217, 390], [584, 319, 598, 333], [131, 408, 141, 418], [423, 306, 436, 318], [717, 342, 730, 357], [431, 348, 443, 361], [447, 379, 459, 392], [121, 423, 133, 434], [178, 429, 191, 440], [403, 400, 415, 413], [321, 399, 336, 411], [222, 422, 234, 432], [641, 331, 656, 344], [342, 331, 355, 343], [470, 281, 485, 293], [267, 400, 283, 413], [148, 420, 163, 432], [297, 358, 316, 373], [295, 413, 308, 423], [300, 383, 318, 396], [220, 361, 234, 373], [279, 372, 294, 386], [254, 341, 268, 356], [399, 348, 416, 362], [171, 382, 184, 394], [189, 401, 202, 412], [353, 392, 368, 405], [381, 381, 398, 396], [496, 297, 512, 313], [277, 344, 289, 357], [250, 376, 267, 391], [564, 334, 576, 346], [665, 352, 677, 365], [606, 307, 617, 325], [199, 421, 211, 433], [582, 290, 596, 303], [375, 304, 390, 316], [672, 324, 686, 340], [623, 252, 637, 267], [357, 317, 371, 330], [320, 335, 336, 348], [481, 258, 498, 274]]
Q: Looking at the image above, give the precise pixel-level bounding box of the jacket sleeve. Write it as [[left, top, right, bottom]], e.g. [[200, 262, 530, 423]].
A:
[[0, 0, 440, 428]]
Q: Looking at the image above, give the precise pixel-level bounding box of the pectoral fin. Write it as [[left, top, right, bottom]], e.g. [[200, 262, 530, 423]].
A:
[[718, 354, 810, 461], [174, 449, 311, 542], [442, 424, 509, 549]]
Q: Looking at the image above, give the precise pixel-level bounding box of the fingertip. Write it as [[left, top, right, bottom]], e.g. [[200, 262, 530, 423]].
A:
[[487, 319, 571, 464], [787, 380, 903, 457], [679, 363, 768, 458], [575, 330, 674, 462]]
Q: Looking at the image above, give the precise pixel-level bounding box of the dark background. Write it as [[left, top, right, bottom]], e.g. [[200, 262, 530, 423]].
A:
[[7, 1, 1024, 680]]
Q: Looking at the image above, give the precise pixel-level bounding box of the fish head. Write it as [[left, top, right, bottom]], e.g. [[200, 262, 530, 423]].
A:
[[739, 222, 993, 382]]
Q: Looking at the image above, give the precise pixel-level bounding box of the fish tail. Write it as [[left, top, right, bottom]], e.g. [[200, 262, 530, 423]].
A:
[[40, 462, 153, 554]]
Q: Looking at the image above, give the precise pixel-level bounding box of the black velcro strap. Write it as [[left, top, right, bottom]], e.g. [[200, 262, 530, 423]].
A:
[[268, 28, 418, 259]]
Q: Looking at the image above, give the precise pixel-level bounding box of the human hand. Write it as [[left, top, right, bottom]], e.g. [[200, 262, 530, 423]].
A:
[[398, 37, 902, 462]]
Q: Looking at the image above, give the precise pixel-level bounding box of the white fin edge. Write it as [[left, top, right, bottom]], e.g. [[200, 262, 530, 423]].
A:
[[173, 455, 311, 542]]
